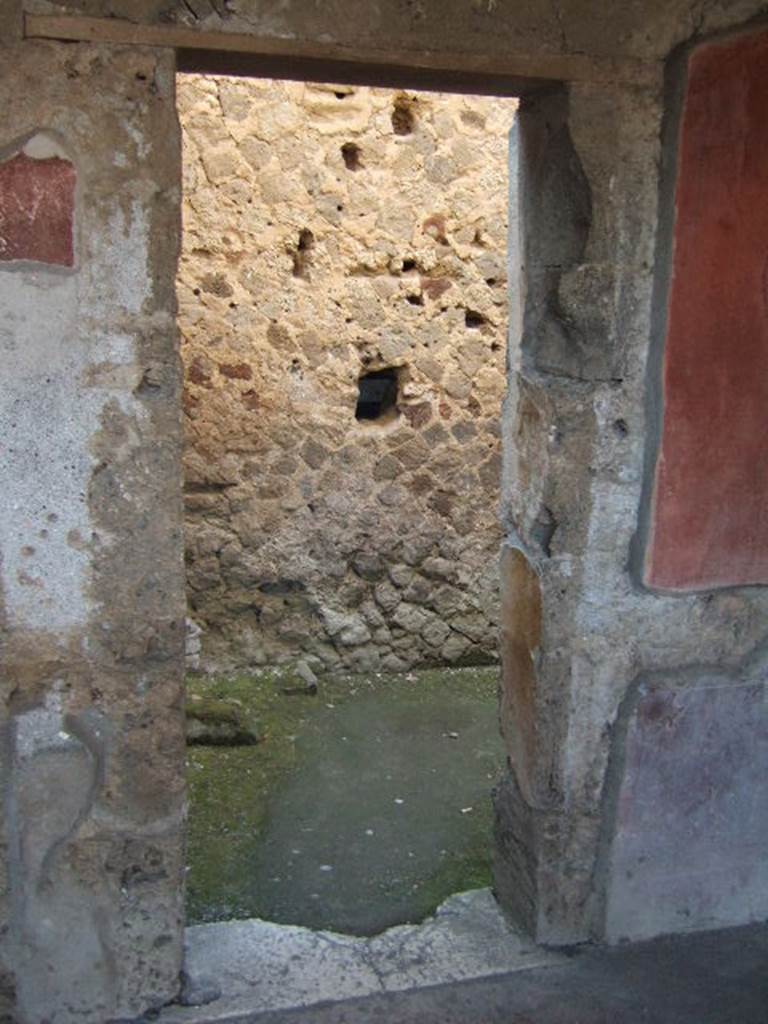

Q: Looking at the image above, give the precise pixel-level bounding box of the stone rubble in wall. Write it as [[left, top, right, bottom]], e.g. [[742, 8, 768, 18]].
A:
[[177, 76, 516, 673]]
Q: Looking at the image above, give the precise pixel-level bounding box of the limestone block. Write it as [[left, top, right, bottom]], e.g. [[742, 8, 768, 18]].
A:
[[392, 601, 428, 634], [200, 144, 239, 182], [374, 580, 401, 613]]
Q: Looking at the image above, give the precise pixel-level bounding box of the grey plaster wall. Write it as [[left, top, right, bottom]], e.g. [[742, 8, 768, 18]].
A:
[[0, 18, 186, 1023]]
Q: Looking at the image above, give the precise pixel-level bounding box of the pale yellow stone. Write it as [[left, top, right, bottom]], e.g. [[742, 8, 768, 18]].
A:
[[178, 75, 516, 672]]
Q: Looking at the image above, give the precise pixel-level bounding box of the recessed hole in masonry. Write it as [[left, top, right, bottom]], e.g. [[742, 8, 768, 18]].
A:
[[355, 366, 400, 421], [392, 93, 417, 135], [292, 228, 314, 278], [341, 141, 362, 170]]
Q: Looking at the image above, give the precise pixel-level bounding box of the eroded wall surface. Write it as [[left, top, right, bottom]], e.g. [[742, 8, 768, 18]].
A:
[[497, 55, 768, 945], [0, 26, 186, 1024], [177, 76, 513, 673]]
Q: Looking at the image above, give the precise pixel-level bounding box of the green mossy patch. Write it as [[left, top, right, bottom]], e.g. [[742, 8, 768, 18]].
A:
[[186, 694, 261, 745], [185, 666, 503, 931]]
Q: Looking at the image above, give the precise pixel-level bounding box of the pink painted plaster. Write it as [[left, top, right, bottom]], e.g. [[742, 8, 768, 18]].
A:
[[0, 152, 75, 267]]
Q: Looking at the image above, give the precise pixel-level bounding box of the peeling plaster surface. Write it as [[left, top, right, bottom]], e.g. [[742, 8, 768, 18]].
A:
[[21, 133, 70, 160], [13, 689, 69, 760], [0, 272, 144, 630], [84, 199, 153, 318], [2, 273, 89, 630], [0, 119, 153, 632], [1, 37, 185, 1024]]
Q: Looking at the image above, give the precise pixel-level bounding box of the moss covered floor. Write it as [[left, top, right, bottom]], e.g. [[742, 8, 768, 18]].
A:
[[186, 666, 504, 935]]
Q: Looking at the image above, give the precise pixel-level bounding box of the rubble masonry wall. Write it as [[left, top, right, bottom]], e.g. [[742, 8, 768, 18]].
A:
[[178, 76, 515, 674]]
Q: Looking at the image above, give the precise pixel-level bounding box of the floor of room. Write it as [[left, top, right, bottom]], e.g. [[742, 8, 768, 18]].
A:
[[186, 665, 503, 933]]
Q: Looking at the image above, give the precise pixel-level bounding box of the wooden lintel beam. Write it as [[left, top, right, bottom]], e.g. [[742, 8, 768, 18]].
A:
[[24, 13, 659, 89]]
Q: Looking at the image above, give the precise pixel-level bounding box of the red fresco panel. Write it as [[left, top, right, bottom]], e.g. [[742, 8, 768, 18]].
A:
[[645, 29, 768, 591], [0, 151, 75, 267]]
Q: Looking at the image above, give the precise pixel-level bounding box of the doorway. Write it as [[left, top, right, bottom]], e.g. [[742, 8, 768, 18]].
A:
[[176, 71, 518, 934]]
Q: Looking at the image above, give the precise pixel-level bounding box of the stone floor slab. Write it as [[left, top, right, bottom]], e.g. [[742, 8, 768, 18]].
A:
[[158, 889, 562, 1022]]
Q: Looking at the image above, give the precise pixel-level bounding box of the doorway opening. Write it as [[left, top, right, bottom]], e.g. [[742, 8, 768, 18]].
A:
[[177, 70, 518, 936]]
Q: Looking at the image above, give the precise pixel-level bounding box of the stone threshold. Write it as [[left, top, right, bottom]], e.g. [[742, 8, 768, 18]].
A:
[[157, 889, 564, 1022]]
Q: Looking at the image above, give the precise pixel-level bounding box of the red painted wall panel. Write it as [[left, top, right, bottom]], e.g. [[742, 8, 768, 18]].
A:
[[0, 152, 75, 267], [645, 29, 768, 591]]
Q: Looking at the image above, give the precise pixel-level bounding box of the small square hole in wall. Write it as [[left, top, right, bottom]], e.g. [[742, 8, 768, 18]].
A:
[[355, 367, 400, 423]]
